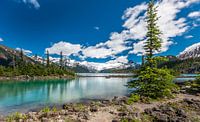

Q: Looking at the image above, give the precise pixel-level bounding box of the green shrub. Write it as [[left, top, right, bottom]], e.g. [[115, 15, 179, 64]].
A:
[[127, 94, 140, 104], [128, 67, 177, 99], [52, 106, 57, 113], [41, 106, 51, 113]]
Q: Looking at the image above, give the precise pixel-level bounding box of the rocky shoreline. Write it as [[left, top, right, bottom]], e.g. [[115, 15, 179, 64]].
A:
[[0, 93, 200, 122]]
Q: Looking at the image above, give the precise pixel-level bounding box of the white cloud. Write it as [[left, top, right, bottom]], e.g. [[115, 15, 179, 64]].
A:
[[188, 11, 200, 18], [22, 0, 40, 9], [45, 0, 199, 62], [78, 56, 129, 70], [185, 35, 194, 39], [16, 48, 32, 54], [122, 0, 199, 55], [0, 38, 3, 42], [81, 31, 131, 59], [82, 46, 113, 59], [45, 41, 82, 56]]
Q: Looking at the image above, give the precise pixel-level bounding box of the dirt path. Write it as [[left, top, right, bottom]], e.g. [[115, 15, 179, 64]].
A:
[[88, 94, 200, 122]]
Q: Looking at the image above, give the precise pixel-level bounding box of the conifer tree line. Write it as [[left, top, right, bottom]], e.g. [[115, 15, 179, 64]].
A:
[[0, 49, 75, 77]]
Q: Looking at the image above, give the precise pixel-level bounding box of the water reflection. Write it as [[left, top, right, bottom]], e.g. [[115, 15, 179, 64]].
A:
[[0, 76, 131, 115]]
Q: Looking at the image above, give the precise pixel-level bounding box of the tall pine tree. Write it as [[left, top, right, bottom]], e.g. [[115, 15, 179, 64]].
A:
[[128, 0, 177, 99], [60, 51, 63, 69], [46, 50, 50, 67], [144, 0, 162, 67]]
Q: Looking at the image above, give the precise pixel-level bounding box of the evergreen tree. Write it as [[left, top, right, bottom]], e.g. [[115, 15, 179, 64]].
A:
[[20, 48, 24, 62], [12, 55, 16, 69], [60, 51, 63, 69], [46, 50, 50, 67], [128, 0, 177, 100], [144, 0, 162, 67]]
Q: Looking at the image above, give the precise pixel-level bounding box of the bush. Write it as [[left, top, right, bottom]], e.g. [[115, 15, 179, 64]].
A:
[[41, 106, 51, 113], [128, 67, 177, 99], [127, 94, 140, 104]]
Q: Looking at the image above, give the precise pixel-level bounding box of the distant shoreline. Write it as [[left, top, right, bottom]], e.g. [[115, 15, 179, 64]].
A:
[[0, 75, 75, 81]]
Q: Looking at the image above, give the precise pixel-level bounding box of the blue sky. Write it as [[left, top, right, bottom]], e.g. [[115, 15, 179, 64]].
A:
[[0, 0, 200, 69]]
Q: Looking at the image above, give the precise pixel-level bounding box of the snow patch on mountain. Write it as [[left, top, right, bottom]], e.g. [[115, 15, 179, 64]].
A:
[[178, 42, 200, 59]]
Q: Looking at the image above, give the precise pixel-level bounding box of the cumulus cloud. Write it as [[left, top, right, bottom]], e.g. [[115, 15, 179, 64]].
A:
[[45, 0, 199, 61], [82, 0, 200, 58], [78, 56, 129, 70], [16, 48, 32, 54], [82, 31, 132, 59], [0, 38, 3, 42], [45, 41, 82, 56], [122, 0, 199, 55], [188, 11, 200, 18], [22, 0, 40, 9]]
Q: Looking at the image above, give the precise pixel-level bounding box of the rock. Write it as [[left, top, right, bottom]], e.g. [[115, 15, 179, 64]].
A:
[[27, 119, 34, 122], [155, 113, 168, 122], [144, 108, 153, 114], [83, 113, 90, 120], [101, 100, 110, 105], [183, 99, 194, 104], [90, 106, 98, 112], [19, 119, 23, 122], [78, 113, 90, 120], [118, 112, 127, 116], [57, 119, 65, 122], [28, 112, 38, 121], [41, 118, 49, 122], [112, 120, 119, 122], [60, 110, 68, 115], [177, 109, 186, 118]]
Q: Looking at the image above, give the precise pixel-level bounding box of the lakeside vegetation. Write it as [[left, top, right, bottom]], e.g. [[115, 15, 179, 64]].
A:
[[0, 49, 75, 78]]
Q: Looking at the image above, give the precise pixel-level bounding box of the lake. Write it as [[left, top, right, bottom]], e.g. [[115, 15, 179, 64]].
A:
[[0, 73, 197, 115], [0, 73, 132, 115]]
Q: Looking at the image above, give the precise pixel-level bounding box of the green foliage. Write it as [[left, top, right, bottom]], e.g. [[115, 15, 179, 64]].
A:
[[128, 0, 177, 100], [0, 62, 75, 77], [52, 106, 57, 113], [46, 50, 50, 67], [129, 67, 177, 99], [158, 57, 200, 74], [41, 106, 51, 113], [144, 0, 162, 67], [6, 112, 27, 122], [127, 94, 140, 105]]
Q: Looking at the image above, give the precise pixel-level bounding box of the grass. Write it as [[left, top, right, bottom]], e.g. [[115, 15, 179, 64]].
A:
[[6, 112, 27, 122]]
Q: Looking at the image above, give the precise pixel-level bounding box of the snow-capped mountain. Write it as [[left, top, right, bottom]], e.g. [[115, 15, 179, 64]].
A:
[[178, 42, 200, 60]]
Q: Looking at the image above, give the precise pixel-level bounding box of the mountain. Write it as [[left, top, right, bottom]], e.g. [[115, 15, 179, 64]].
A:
[[0, 45, 36, 66], [178, 42, 200, 60]]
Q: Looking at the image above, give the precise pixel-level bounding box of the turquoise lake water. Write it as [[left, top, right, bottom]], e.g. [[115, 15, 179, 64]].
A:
[[0, 73, 197, 115], [0, 74, 131, 115]]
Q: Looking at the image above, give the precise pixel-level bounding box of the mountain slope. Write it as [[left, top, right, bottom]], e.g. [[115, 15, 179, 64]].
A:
[[0, 45, 36, 66], [178, 42, 200, 60]]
